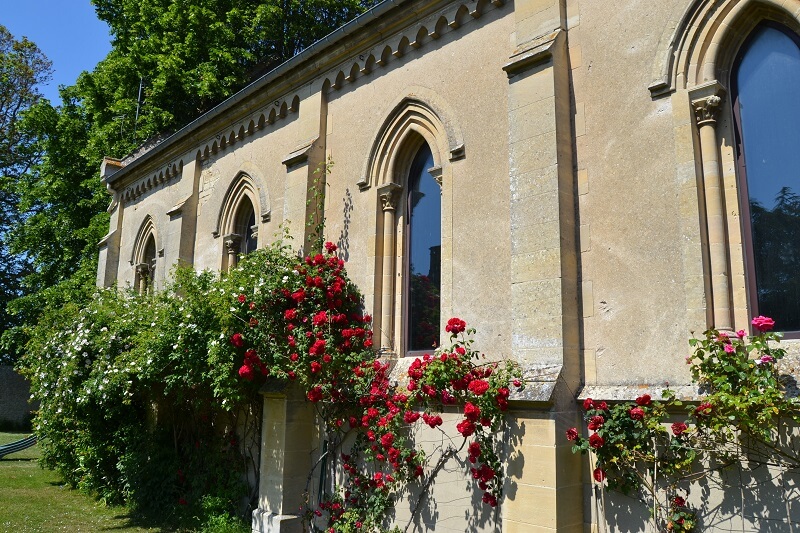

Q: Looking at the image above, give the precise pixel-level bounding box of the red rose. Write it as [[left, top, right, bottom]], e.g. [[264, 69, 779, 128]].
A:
[[468, 441, 481, 459], [324, 241, 338, 253], [310, 361, 321, 373], [629, 407, 645, 420], [695, 402, 713, 416], [583, 398, 594, 410], [237, 294, 246, 303], [671, 422, 688, 436], [589, 433, 604, 449], [635, 394, 651, 406], [284, 309, 297, 321], [457, 419, 476, 437], [422, 413, 443, 428], [306, 386, 323, 402], [468, 379, 490, 396], [230, 333, 244, 348], [596, 401, 608, 411], [238, 364, 254, 381], [445, 317, 467, 334], [593, 468, 606, 483], [673, 496, 686, 507], [565, 427, 579, 441], [313, 311, 328, 327], [751, 315, 775, 332], [481, 493, 498, 507], [587, 415, 605, 431], [464, 402, 481, 422], [380, 433, 394, 448]]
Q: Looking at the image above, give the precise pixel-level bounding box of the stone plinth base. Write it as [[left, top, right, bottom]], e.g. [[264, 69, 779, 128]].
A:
[[251, 509, 302, 533]]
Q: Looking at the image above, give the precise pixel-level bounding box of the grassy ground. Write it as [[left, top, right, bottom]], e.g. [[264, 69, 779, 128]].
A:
[[0, 432, 158, 532]]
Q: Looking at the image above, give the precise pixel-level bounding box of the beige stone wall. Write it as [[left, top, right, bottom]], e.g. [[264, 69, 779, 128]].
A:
[[323, 4, 515, 358], [96, 0, 800, 531], [567, 0, 699, 387]]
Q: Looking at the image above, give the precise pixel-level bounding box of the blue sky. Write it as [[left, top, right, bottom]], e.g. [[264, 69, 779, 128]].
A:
[[3, 1, 112, 103]]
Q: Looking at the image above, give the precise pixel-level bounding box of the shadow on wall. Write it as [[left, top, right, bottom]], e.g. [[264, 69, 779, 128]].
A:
[[337, 187, 354, 263], [0, 366, 36, 431], [599, 447, 800, 532], [385, 410, 519, 533]]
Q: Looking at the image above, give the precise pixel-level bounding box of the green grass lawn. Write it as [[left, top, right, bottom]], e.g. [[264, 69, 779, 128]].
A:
[[0, 432, 158, 532]]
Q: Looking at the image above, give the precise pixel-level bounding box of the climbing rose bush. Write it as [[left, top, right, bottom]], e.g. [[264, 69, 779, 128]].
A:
[[566, 317, 800, 532], [21, 237, 523, 531], [227, 241, 524, 530]]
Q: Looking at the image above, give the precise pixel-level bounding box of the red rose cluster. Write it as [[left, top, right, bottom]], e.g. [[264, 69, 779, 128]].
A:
[[403, 324, 524, 508], [228, 246, 523, 527]]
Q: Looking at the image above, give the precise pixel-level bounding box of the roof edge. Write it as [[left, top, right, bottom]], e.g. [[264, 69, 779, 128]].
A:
[[105, 0, 412, 187]]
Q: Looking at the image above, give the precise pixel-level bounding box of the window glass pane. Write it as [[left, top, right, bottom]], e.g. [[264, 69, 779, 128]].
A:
[[235, 199, 257, 255], [736, 25, 800, 331], [407, 144, 440, 351]]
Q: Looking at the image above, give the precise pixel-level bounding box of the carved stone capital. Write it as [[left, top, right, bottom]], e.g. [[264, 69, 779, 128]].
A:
[[223, 233, 242, 253], [428, 166, 443, 189], [689, 80, 726, 127], [135, 262, 151, 277], [377, 183, 402, 212], [692, 95, 722, 125]]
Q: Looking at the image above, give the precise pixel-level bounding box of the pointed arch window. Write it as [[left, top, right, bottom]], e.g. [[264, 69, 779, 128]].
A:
[[219, 176, 260, 272], [133, 218, 157, 294], [733, 22, 800, 332]]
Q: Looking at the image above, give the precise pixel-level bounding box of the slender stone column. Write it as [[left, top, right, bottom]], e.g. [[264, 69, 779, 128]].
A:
[[135, 263, 151, 294], [692, 87, 732, 331], [377, 183, 401, 351], [223, 233, 242, 272]]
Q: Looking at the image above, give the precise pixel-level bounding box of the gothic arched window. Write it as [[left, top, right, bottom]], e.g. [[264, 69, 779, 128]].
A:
[[733, 23, 800, 331], [219, 176, 260, 272], [133, 217, 157, 294]]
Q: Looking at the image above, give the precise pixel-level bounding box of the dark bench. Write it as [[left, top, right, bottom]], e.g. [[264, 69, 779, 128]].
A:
[[0, 435, 37, 459]]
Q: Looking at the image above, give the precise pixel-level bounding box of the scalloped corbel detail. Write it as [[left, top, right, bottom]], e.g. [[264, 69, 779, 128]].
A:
[[323, 0, 508, 93], [197, 94, 301, 163], [122, 159, 184, 202]]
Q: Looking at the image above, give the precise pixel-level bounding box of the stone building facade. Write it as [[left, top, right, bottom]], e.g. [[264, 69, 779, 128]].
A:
[[98, 0, 800, 530]]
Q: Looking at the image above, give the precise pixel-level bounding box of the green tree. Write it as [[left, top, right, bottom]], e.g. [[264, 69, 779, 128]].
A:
[[0, 25, 51, 363], [4, 1, 379, 363]]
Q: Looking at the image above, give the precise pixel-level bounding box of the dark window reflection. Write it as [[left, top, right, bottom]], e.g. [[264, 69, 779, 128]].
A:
[[406, 144, 440, 351], [235, 198, 258, 255], [735, 24, 800, 331]]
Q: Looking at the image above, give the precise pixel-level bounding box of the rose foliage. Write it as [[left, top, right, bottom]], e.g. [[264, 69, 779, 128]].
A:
[[19, 239, 523, 531], [566, 319, 800, 532]]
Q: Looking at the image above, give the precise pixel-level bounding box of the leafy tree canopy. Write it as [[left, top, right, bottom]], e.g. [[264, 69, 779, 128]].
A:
[[2, 1, 379, 363]]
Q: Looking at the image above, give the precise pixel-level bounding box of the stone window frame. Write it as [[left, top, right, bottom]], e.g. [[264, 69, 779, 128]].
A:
[[667, 0, 800, 334], [364, 95, 464, 356], [216, 174, 261, 272], [131, 215, 158, 294]]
